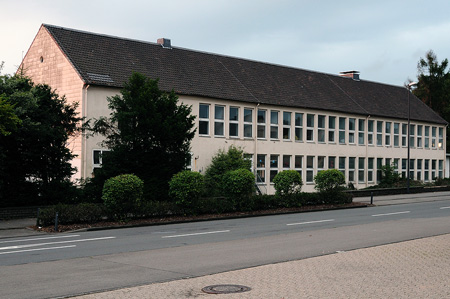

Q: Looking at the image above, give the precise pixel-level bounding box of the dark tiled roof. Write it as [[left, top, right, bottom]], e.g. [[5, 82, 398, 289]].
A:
[[43, 24, 446, 125]]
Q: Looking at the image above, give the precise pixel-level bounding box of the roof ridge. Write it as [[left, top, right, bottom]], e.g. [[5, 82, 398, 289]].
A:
[[326, 75, 370, 115]]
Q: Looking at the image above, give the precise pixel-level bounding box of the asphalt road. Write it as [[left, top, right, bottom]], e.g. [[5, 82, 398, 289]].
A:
[[0, 199, 449, 298]]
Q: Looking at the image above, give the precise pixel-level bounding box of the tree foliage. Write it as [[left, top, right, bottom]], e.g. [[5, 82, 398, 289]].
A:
[[223, 168, 255, 198], [413, 50, 450, 150], [0, 75, 82, 206], [203, 146, 252, 196], [89, 72, 196, 201], [314, 169, 345, 193], [169, 170, 204, 206]]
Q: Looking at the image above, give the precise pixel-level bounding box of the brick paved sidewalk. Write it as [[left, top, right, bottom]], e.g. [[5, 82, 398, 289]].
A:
[[74, 234, 450, 299]]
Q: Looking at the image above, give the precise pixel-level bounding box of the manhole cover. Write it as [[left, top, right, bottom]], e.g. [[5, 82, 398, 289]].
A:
[[202, 284, 251, 294]]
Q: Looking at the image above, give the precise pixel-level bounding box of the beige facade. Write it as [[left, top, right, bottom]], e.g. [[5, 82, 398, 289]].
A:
[[20, 25, 447, 193]]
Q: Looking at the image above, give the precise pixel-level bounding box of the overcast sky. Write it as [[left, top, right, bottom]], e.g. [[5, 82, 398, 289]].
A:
[[1, 0, 449, 86]]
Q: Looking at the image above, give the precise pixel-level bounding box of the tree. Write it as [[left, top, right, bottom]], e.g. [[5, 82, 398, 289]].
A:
[[0, 75, 82, 206], [203, 146, 252, 196], [89, 72, 196, 201], [413, 50, 450, 150]]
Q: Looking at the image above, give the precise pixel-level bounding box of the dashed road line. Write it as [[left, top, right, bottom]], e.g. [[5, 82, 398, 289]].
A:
[[0, 235, 80, 244], [372, 211, 410, 217], [440, 206, 450, 210], [0, 245, 76, 255], [287, 219, 335, 226], [162, 230, 230, 238]]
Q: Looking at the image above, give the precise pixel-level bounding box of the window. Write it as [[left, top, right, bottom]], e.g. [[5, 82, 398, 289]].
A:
[[358, 157, 365, 183], [393, 123, 400, 147], [348, 157, 355, 182], [244, 154, 253, 171], [358, 119, 365, 145], [318, 115, 325, 143], [432, 127, 436, 148], [393, 158, 399, 175], [424, 159, 429, 181], [417, 159, 422, 181], [339, 117, 346, 144], [328, 156, 336, 169], [214, 105, 225, 136], [283, 155, 291, 169], [307, 114, 314, 141], [199, 104, 209, 135], [270, 110, 279, 139], [377, 158, 383, 183], [424, 126, 430, 148], [376, 121, 383, 146], [368, 158, 374, 182], [295, 155, 303, 179], [367, 120, 374, 145], [270, 154, 278, 182], [295, 113, 303, 141], [328, 116, 336, 143], [283, 112, 291, 140], [256, 154, 266, 183], [402, 123, 407, 147], [306, 156, 314, 183], [439, 127, 443, 149], [417, 125, 422, 148], [339, 157, 346, 178], [257, 110, 266, 138], [243, 108, 253, 138], [318, 156, 325, 173], [385, 122, 391, 146], [409, 159, 415, 180], [439, 160, 443, 178], [432, 160, 436, 179], [229, 107, 239, 137], [402, 158, 407, 179], [409, 124, 415, 148], [93, 149, 109, 168], [349, 118, 355, 144]]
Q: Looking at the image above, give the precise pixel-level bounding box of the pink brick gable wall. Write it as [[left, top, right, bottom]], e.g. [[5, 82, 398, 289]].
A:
[[19, 25, 86, 180]]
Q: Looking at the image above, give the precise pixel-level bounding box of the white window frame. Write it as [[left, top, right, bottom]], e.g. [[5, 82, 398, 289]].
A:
[[214, 105, 225, 137], [294, 155, 303, 179], [339, 117, 346, 144], [348, 118, 356, 144], [306, 156, 314, 183], [358, 119, 365, 145], [318, 115, 326, 143], [368, 120, 374, 145], [256, 154, 266, 183], [93, 149, 110, 168], [385, 122, 391, 146], [283, 111, 291, 140], [295, 113, 303, 142], [393, 123, 400, 147], [328, 116, 336, 143], [199, 103, 210, 136], [376, 121, 383, 146], [257, 109, 266, 139], [229, 106, 239, 138], [306, 114, 314, 142], [417, 125, 422, 148], [270, 110, 279, 140], [243, 108, 253, 138]]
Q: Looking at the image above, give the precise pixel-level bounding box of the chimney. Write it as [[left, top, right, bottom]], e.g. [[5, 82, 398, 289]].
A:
[[339, 70, 360, 81], [157, 38, 171, 49]]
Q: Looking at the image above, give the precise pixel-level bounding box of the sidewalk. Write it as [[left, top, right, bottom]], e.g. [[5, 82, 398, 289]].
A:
[[73, 233, 450, 299], [0, 218, 45, 238], [354, 190, 450, 205]]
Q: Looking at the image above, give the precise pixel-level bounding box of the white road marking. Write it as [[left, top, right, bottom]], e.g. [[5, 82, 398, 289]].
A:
[[287, 219, 335, 226], [0, 235, 80, 244], [372, 211, 410, 217], [162, 230, 230, 238], [0, 236, 116, 251], [0, 245, 76, 255], [440, 206, 450, 209]]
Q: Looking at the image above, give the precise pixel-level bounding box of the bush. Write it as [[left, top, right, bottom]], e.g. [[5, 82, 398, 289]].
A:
[[204, 146, 251, 196], [37, 203, 106, 226], [102, 174, 144, 219], [314, 169, 345, 193], [379, 163, 401, 187], [273, 170, 303, 195], [223, 169, 255, 198], [169, 170, 204, 207]]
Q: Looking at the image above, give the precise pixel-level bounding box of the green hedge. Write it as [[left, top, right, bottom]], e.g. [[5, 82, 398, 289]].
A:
[[37, 203, 107, 226]]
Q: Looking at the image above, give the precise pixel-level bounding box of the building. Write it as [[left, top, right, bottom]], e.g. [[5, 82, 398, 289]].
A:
[[19, 24, 447, 193]]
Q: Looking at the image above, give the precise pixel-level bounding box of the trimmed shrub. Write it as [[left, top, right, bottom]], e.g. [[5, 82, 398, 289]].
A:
[[169, 170, 204, 207], [223, 169, 255, 198], [102, 174, 144, 219], [273, 170, 303, 196], [314, 169, 345, 193]]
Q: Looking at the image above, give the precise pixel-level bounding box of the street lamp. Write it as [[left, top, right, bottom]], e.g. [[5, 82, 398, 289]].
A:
[[407, 81, 418, 193]]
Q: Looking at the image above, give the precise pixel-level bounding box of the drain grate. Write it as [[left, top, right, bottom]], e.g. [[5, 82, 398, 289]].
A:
[[202, 284, 251, 294]]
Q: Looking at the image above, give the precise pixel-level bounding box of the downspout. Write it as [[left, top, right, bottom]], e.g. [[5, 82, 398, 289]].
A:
[[82, 84, 90, 178]]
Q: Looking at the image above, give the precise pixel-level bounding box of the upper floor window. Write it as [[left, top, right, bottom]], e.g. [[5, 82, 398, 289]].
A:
[[409, 124, 415, 148], [348, 118, 355, 144], [393, 123, 400, 147], [214, 105, 225, 136], [283, 112, 291, 140], [257, 110, 266, 139], [424, 125, 430, 148], [385, 122, 391, 146], [339, 117, 346, 144], [318, 115, 325, 143], [307, 114, 314, 141], [270, 110, 279, 139], [417, 125, 423, 148], [376, 121, 383, 146], [402, 123, 407, 147], [243, 108, 253, 138], [358, 119, 365, 145], [229, 107, 239, 138], [199, 104, 210, 135], [439, 127, 443, 148], [295, 113, 303, 141], [368, 120, 374, 145], [328, 116, 336, 143]]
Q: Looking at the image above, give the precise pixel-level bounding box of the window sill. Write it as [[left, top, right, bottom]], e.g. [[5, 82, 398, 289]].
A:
[[199, 135, 211, 138]]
